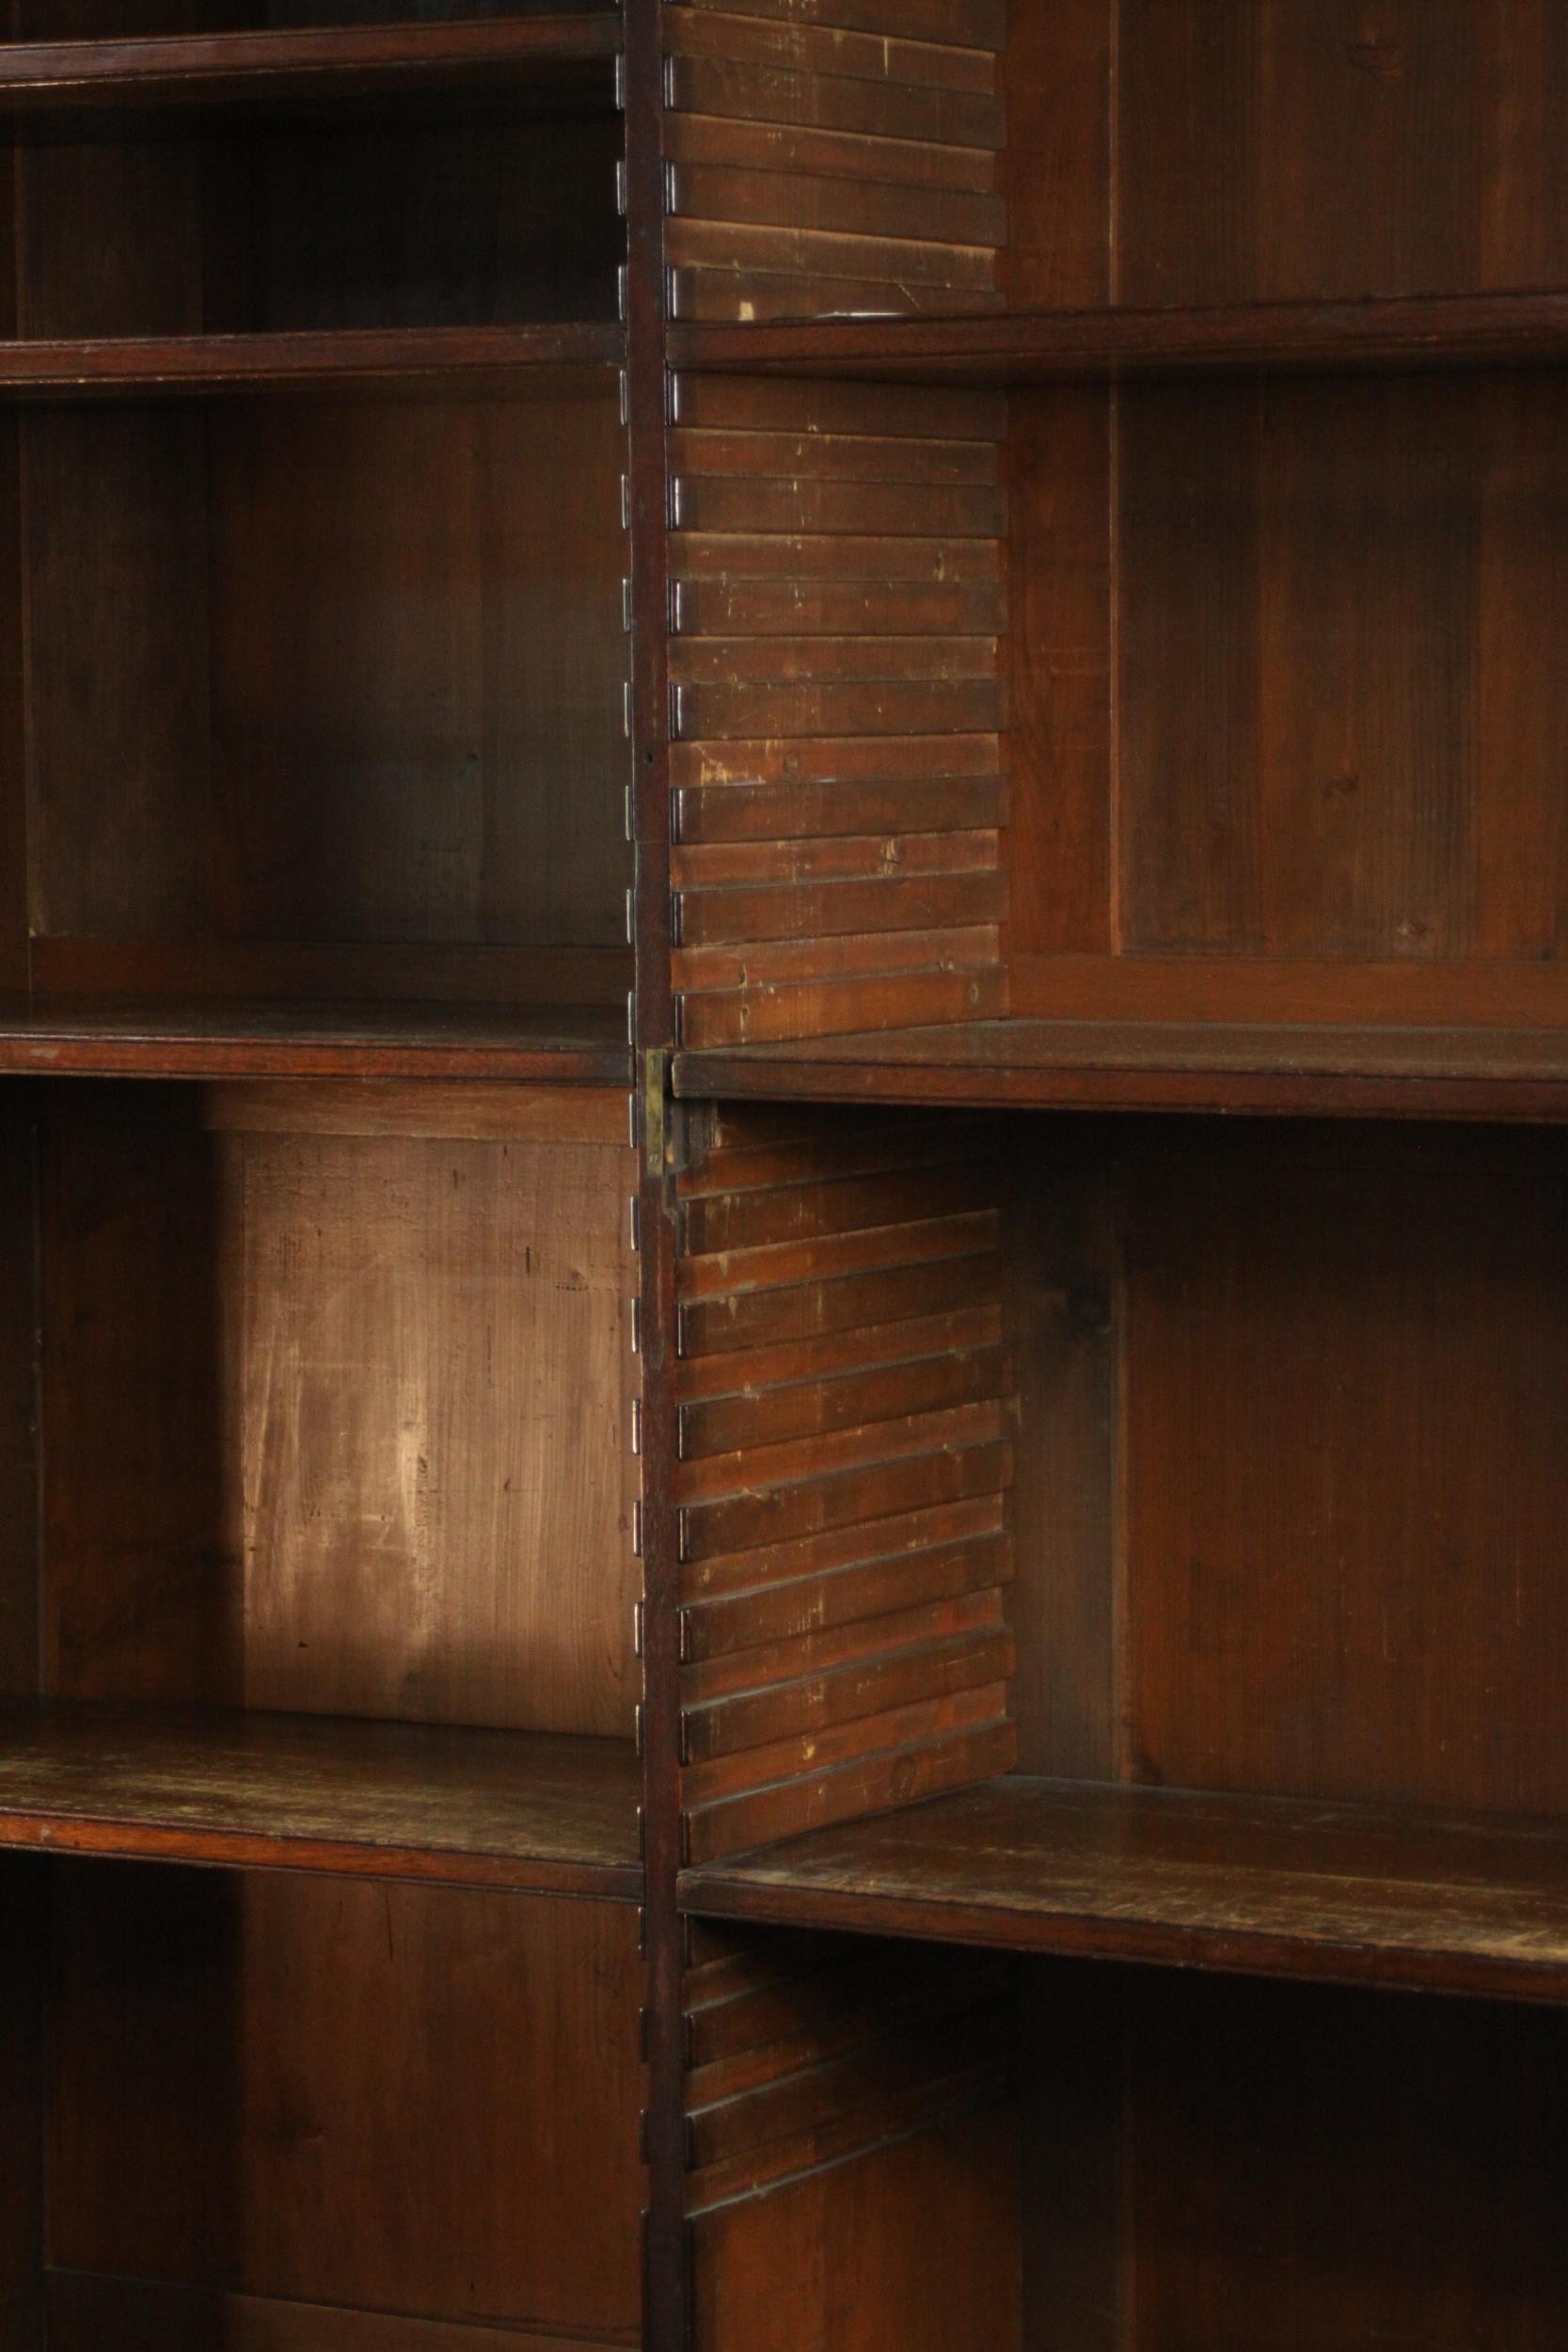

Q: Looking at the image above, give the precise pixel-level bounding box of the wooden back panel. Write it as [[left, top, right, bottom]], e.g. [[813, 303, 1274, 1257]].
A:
[[1006, 1117, 1568, 1820], [25, 389, 631, 1009], [670, 375, 1007, 1046], [675, 1101, 1016, 1865], [685, 1920, 1020, 2352], [41, 1083, 640, 1738], [1017, 1959, 1568, 2351], [1006, 368, 1568, 1028], [662, 0, 1006, 325], [1004, 0, 1568, 315], [47, 1863, 643, 2344]]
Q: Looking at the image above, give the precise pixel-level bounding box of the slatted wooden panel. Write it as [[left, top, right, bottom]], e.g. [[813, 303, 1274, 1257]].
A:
[[670, 374, 1008, 1048], [675, 1103, 1016, 1867], [662, 0, 1006, 326], [685, 1924, 1020, 2352]]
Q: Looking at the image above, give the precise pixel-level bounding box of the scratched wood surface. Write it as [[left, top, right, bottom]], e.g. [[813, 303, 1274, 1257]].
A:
[[662, 0, 1006, 325], [0, 1703, 641, 1896], [675, 1100, 1016, 1865], [670, 373, 1008, 1046], [40, 1082, 640, 1739]]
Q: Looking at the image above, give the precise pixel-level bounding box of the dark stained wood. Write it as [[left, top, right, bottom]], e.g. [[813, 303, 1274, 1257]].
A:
[[47, 1865, 643, 2339], [0, 1704, 641, 1897], [682, 1774, 1568, 2003], [692, 2101, 1020, 2352], [23, 377, 630, 1030], [0, 1000, 632, 1081], [48, 2272, 630, 2351], [0, 326, 621, 392], [41, 1083, 640, 1739], [0, 1860, 43, 2348], [1120, 1120, 1568, 1819], [1015, 1963, 1568, 2352], [672, 290, 1568, 381], [674, 1018, 1568, 1118], [662, 0, 1005, 325], [0, 18, 619, 115]]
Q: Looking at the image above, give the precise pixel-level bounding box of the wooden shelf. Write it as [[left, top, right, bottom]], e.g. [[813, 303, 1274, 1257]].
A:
[[0, 15, 621, 117], [680, 1776, 1568, 2005], [0, 1702, 642, 1899], [0, 1000, 632, 1083], [0, 322, 623, 398], [673, 1019, 1568, 1120], [671, 291, 1568, 387]]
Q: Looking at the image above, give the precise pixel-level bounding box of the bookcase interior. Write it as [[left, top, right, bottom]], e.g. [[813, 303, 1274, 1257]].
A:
[[0, 380, 630, 1029], [0, 1852, 644, 2346], [0, 1072, 641, 2342], [696, 1936, 1568, 2352], [0, 1075, 639, 1734], [0, 92, 621, 339], [1006, 1113, 1568, 1813]]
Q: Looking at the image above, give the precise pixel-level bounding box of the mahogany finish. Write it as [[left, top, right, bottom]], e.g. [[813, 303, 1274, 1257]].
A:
[[8, 2, 1568, 2348], [673, 289, 1568, 383], [681, 1775, 1568, 2003], [0, 1704, 641, 1897]]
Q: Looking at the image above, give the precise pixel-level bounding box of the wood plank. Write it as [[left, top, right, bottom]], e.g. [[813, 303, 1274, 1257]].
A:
[[48, 1868, 642, 2334], [670, 291, 1568, 381], [0, 326, 622, 393], [0, 999, 631, 1084], [673, 1018, 1568, 1120], [664, 52, 1002, 150], [42, 1090, 640, 1737], [0, 1704, 641, 1897], [0, 18, 620, 111], [681, 1774, 1568, 2002], [48, 2270, 632, 2351]]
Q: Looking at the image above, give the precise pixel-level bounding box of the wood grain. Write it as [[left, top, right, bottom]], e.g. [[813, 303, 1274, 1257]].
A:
[[48, 1865, 643, 2338], [682, 1774, 1568, 2003], [0, 1703, 641, 1897], [41, 1084, 640, 1738], [670, 373, 1006, 1044]]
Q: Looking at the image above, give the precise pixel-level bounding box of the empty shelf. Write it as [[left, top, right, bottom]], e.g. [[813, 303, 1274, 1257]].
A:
[[0, 324, 623, 397], [0, 999, 632, 1083], [673, 1019, 1568, 1120], [681, 1775, 1568, 2004], [672, 291, 1568, 387], [0, 1703, 642, 1899], [0, 15, 620, 115]]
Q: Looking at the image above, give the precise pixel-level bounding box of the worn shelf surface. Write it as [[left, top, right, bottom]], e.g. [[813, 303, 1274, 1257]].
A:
[[0, 14, 621, 114], [0, 323, 622, 397], [671, 291, 1568, 387], [680, 1776, 1568, 2004], [0, 1704, 642, 1899], [674, 1019, 1568, 1120], [0, 999, 632, 1083]]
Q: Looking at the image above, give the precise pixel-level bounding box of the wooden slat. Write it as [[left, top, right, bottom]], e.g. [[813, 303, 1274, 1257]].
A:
[[683, 1527, 1012, 1657], [685, 1719, 1017, 1865], [677, 962, 1006, 1049], [665, 109, 1001, 195], [673, 921, 1003, 991], [662, 11, 999, 96], [669, 162, 1006, 248], [681, 1493, 1007, 1604], [673, 0, 1006, 48], [665, 53, 1003, 151]]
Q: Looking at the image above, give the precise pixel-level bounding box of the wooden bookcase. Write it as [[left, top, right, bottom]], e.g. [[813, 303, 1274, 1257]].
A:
[[3, 3, 1567, 2350]]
